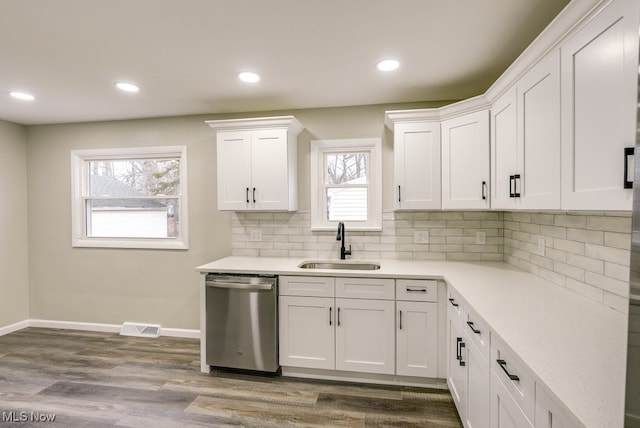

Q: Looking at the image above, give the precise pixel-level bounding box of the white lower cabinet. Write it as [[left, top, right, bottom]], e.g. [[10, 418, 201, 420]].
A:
[[278, 296, 335, 369], [466, 339, 490, 428], [396, 300, 438, 377], [490, 369, 534, 428], [447, 296, 490, 428], [279, 276, 440, 381], [535, 384, 576, 428], [335, 298, 395, 374]]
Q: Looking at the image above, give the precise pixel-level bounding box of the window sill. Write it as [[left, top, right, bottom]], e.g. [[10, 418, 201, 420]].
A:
[[72, 237, 188, 250]]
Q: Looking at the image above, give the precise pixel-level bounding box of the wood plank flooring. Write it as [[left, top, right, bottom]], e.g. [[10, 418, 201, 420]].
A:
[[0, 328, 462, 427]]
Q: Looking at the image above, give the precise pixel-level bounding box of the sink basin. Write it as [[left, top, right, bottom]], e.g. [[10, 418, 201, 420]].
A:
[[298, 260, 381, 270]]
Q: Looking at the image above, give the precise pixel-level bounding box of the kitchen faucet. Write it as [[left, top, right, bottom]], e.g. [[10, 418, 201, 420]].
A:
[[336, 222, 352, 260]]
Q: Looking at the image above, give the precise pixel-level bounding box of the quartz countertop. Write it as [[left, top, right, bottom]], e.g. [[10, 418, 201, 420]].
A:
[[197, 256, 627, 428]]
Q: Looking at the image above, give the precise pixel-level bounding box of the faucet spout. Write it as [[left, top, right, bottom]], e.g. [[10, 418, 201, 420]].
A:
[[336, 222, 352, 260]]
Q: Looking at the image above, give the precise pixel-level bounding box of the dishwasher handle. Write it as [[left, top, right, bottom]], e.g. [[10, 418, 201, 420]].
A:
[[205, 278, 275, 291]]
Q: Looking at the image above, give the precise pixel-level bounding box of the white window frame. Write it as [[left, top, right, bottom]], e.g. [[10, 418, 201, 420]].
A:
[[310, 138, 382, 231], [70, 146, 189, 250]]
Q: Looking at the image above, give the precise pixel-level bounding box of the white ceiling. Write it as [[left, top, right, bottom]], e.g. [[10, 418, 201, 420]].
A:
[[0, 0, 570, 125]]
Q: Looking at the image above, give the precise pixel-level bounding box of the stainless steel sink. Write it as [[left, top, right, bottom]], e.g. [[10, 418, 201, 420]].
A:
[[298, 261, 381, 270]]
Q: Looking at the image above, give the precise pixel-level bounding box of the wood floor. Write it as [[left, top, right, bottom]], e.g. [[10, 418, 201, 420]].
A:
[[0, 328, 462, 427]]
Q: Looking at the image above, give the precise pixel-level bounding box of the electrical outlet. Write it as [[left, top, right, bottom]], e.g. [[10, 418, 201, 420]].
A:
[[537, 237, 545, 256], [249, 229, 262, 242], [476, 231, 486, 245], [414, 230, 429, 244]]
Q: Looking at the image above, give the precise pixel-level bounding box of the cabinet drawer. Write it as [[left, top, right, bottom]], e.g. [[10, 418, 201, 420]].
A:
[[335, 277, 395, 300], [280, 276, 334, 297], [396, 279, 437, 302], [491, 335, 536, 422], [447, 287, 465, 320], [464, 306, 490, 364]]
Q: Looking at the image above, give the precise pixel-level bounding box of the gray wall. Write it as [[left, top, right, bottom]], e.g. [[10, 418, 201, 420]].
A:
[[0, 120, 29, 327], [25, 102, 442, 329]]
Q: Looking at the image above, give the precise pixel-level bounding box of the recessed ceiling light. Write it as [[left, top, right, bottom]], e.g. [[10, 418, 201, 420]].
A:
[[8, 91, 35, 101], [377, 59, 400, 72], [238, 71, 260, 83], [115, 82, 140, 92]]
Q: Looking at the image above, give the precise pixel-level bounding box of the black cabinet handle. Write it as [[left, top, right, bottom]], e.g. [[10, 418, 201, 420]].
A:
[[337, 308, 341, 326], [398, 185, 401, 202], [406, 287, 427, 293], [252, 187, 256, 203], [496, 359, 520, 381], [246, 187, 250, 203], [509, 175, 515, 198], [624, 147, 634, 189], [482, 181, 487, 200], [467, 321, 481, 334], [459, 342, 466, 366], [329, 307, 332, 326], [513, 174, 521, 197], [448, 298, 459, 308], [399, 310, 403, 330], [456, 337, 463, 360]]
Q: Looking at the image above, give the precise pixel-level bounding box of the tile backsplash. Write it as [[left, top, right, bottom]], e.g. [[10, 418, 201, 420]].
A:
[[231, 210, 631, 312], [503, 211, 631, 312], [232, 210, 504, 261]]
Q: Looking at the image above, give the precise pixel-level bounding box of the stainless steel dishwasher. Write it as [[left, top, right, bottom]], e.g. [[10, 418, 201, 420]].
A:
[[205, 274, 278, 372]]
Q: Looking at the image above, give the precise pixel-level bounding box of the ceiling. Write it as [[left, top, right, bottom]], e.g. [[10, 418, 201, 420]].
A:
[[0, 0, 570, 126]]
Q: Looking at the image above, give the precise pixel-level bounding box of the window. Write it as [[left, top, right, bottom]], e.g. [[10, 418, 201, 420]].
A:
[[310, 138, 382, 230], [71, 146, 188, 249]]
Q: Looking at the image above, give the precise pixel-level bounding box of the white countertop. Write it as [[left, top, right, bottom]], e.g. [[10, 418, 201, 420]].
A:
[[197, 256, 628, 428]]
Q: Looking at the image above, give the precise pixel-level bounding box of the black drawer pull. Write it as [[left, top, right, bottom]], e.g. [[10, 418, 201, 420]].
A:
[[329, 307, 332, 326], [624, 147, 634, 189], [467, 321, 481, 334], [448, 298, 459, 307], [398, 185, 401, 202], [406, 287, 427, 293], [496, 359, 520, 381]]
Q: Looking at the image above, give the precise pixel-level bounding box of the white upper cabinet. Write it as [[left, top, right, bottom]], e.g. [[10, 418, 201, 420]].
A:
[[517, 51, 561, 210], [491, 87, 518, 209], [386, 111, 442, 210], [560, 0, 638, 210], [206, 116, 303, 211], [441, 110, 490, 209], [491, 51, 561, 210]]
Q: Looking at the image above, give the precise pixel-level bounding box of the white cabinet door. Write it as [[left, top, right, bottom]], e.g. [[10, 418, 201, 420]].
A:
[[490, 369, 534, 428], [335, 298, 395, 374], [491, 87, 518, 209], [216, 130, 252, 211], [396, 300, 438, 377], [535, 384, 577, 428], [394, 121, 441, 210], [448, 317, 467, 419], [560, 0, 638, 210], [441, 110, 490, 209], [517, 51, 561, 210], [466, 340, 490, 428], [251, 128, 291, 211], [279, 296, 335, 370]]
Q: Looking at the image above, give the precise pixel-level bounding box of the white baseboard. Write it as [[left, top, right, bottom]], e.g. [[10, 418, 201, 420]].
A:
[[1, 319, 200, 339], [29, 319, 121, 333], [0, 320, 30, 336]]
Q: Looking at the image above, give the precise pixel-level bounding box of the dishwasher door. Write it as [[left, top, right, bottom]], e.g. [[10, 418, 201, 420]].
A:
[[205, 274, 278, 372]]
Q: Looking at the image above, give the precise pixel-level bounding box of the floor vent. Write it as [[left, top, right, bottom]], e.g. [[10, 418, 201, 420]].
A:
[[120, 322, 161, 338]]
